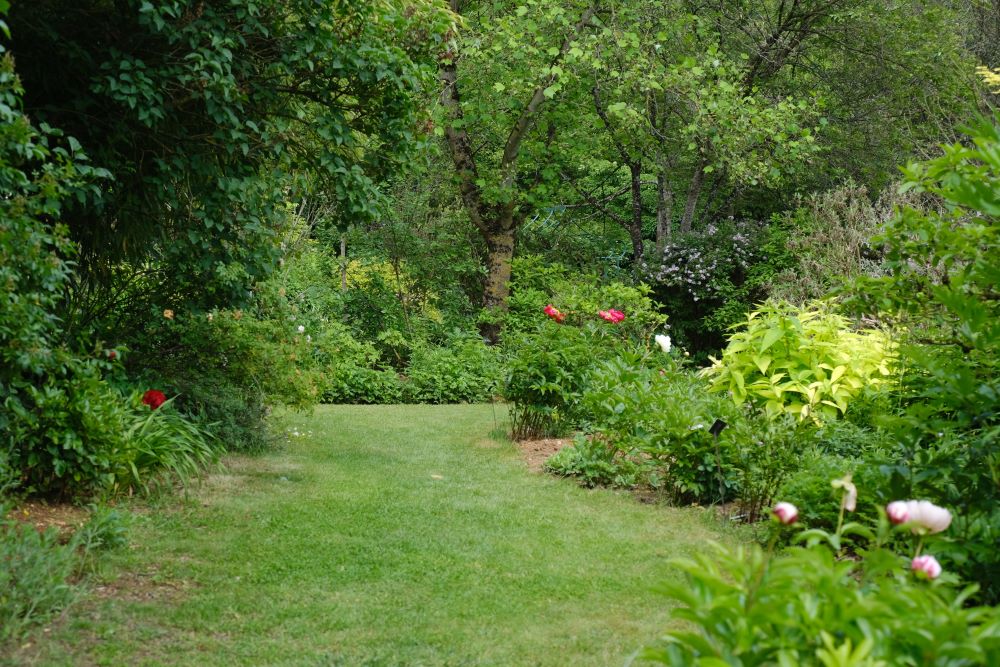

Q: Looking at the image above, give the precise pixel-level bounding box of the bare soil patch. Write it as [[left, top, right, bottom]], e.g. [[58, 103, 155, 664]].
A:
[[6, 501, 90, 542], [92, 564, 194, 603], [516, 438, 572, 472]]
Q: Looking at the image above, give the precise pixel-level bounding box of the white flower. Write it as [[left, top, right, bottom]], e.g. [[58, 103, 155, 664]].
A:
[[886, 501, 909, 524], [903, 500, 952, 534], [297, 325, 305, 334], [654, 334, 671, 353], [832, 474, 857, 512], [306, 335, 312, 343]]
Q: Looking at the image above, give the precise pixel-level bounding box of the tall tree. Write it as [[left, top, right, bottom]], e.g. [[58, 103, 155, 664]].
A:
[[439, 0, 598, 341], [566, 0, 976, 266], [8, 0, 452, 332]]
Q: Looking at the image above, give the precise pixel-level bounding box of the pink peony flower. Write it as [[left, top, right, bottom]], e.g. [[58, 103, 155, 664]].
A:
[[142, 389, 167, 410], [598, 309, 626, 323], [886, 501, 910, 525], [911, 554, 942, 579], [903, 500, 952, 534], [773, 502, 799, 525], [544, 304, 565, 323]]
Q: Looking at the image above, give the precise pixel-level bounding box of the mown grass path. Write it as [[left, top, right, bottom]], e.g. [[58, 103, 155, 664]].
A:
[[12, 405, 733, 666]]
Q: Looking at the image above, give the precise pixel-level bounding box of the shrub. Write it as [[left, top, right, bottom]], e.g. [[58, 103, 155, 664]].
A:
[[544, 435, 642, 488], [769, 183, 901, 304], [128, 304, 321, 452], [640, 490, 1000, 665], [643, 218, 794, 355], [504, 255, 667, 342], [576, 353, 741, 503], [0, 47, 128, 498], [701, 301, 895, 422], [404, 333, 503, 404], [119, 396, 219, 495], [844, 115, 1000, 601], [725, 414, 813, 522], [5, 361, 133, 498], [503, 323, 607, 439]]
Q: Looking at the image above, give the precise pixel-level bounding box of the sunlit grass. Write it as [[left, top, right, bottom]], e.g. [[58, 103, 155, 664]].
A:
[[11, 405, 737, 666]]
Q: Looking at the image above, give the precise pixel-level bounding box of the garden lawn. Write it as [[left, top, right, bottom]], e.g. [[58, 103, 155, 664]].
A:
[[9, 405, 734, 667]]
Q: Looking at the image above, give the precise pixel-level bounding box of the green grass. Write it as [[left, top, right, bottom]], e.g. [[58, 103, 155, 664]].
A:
[[8, 405, 736, 666]]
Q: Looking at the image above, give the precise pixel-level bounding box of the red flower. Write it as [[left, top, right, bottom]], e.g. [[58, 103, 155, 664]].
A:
[[543, 304, 565, 323], [107, 350, 117, 361], [598, 309, 625, 323], [142, 389, 167, 410]]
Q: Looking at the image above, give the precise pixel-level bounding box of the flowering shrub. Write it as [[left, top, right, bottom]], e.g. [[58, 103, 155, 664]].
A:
[[701, 301, 895, 422], [844, 116, 1000, 601], [503, 324, 602, 439], [504, 255, 667, 343], [642, 218, 793, 353], [640, 489, 1000, 665]]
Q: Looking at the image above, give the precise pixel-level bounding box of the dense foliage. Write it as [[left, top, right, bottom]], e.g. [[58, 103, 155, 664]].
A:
[[3, 0, 1000, 655]]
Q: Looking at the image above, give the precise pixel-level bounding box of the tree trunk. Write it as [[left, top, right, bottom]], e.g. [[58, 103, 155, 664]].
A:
[[680, 159, 705, 233], [628, 163, 644, 264], [655, 171, 673, 253], [339, 235, 347, 290], [480, 223, 516, 344]]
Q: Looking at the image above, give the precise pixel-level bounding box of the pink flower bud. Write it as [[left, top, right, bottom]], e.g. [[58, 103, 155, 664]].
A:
[[773, 502, 798, 525], [886, 501, 909, 525], [911, 554, 942, 580]]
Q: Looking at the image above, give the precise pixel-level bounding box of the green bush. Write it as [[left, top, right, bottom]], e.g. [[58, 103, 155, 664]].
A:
[[119, 396, 219, 495], [127, 303, 321, 452], [5, 360, 133, 498], [776, 450, 886, 533], [544, 435, 642, 488], [503, 323, 607, 439], [577, 353, 741, 503], [725, 414, 813, 522], [641, 491, 1000, 665], [844, 115, 1000, 602], [701, 301, 895, 422], [0, 47, 131, 498], [405, 334, 503, 404]]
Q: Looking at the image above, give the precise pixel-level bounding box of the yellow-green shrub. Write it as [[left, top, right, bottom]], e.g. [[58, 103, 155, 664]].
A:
[[701, 301, 894, 422]]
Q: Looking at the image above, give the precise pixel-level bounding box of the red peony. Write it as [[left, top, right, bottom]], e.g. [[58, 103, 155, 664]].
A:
[[142, 389, 167, 410], [543, 304, 565, 323], [598, 309, 626, 323]]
